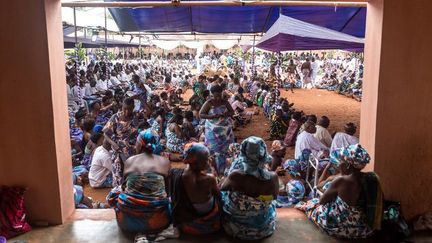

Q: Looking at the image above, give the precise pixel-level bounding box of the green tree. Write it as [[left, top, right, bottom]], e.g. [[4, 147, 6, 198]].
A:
[[65, 42, 86, 62]]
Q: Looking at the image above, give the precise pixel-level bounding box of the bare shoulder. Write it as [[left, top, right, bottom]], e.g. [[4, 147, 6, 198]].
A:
[[124, 154, 139, 166], [269, 171, 279, 182], [228, 170, 243, 180], [203, 173, 217, 184], [155, 154, 170, 165], [331, 175, 350, 188]]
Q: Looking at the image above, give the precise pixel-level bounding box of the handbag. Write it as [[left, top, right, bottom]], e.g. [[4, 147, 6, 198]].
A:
[[379, 200, 411, 241]]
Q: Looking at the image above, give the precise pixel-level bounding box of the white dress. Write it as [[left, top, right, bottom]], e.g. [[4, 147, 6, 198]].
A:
[[295, 131, 328, 159], [330, 132, 359, 152]]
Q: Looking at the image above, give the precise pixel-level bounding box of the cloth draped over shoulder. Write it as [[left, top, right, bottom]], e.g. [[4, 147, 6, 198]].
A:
[[107, 172, 171, 233], [222, 136, 276, 240], [204, 104, 234, 174], [169, 169, 222, 235]]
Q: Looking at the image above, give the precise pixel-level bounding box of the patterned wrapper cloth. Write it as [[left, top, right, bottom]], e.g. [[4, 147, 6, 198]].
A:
[[107, 172, 171, 234]]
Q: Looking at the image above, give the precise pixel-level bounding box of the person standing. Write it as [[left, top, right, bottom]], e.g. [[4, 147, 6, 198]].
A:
[[286, 59, 298, 93], [301, 58, 312, 89], [199, 85, 235, 175]]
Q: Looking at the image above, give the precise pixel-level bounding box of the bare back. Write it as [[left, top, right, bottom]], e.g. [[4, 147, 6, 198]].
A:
[[221, 171, 279, 198], [182, 170, 218, 203], [123, 153, 170, 177]]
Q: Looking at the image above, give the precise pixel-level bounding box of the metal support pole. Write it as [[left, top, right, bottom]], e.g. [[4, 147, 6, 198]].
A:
[[104, 7, 108, 56], [62, 0, 368, 8], [252, 35, 256, 79], [139, 32, 142, 59], [73, 7, 78, 45], [104, 7, 108, 76], [73, 7, 82, 106]]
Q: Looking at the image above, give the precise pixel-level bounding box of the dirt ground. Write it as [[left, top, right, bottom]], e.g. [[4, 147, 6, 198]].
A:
[[84, 88, 361, 203]]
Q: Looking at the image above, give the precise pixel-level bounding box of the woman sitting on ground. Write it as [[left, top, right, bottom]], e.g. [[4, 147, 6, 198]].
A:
[[182, 110, 199, 141], [165, 114, 186, 153], [269, 107, 289, 140], [107, 129, 171, 234], [170, 143, 222, 235], [296, 144, 383, 239], [270, 140, 286, 171], [275, 157, 307, 208], [220, 136, 278, 240], [283, 111, 303, 147]]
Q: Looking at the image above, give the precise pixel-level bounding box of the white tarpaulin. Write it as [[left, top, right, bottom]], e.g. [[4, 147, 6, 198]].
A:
[[211, 40, 238, 50], [62, 7, 119, 31], [257, 15, 364, 51], [152, 40, 181, 50]]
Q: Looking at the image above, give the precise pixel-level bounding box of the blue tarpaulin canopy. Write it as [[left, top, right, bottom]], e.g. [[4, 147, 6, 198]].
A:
[[107, 1, 366, 37], [256, 15, 364, 51]]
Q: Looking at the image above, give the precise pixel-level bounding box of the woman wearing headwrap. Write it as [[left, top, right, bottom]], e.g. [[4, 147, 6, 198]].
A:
[[296, 144, 383, 239], [169, 143, 222, 235], [107, 129, 171, 235], [220, 136, 278, 240], [275, 158, 307, 208], [103, 97, 145, 186], [199, 84, 235, 175], [165, 114, 186, 153], [269, 107, 289, 140]]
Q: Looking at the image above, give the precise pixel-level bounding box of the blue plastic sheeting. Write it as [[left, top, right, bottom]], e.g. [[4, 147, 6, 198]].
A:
[[107, 1, 366, 37]]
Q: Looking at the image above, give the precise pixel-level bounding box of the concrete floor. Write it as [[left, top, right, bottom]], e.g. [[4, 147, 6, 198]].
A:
[[9, 209, 432, 243]]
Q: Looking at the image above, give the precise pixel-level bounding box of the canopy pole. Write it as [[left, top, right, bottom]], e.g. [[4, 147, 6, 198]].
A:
[[62, 1, 368, 8], [73, 7, 82, 106], [104, 8, 108, 67], [139, 32, 142, 59], [73, 7, 77, 45], [252, 35, 256, 79]]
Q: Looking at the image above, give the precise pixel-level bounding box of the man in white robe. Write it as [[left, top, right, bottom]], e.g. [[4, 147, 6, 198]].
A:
[[314, 116, 333, 148], [295, 120, 329, 159], [330, 123, 359, 151]]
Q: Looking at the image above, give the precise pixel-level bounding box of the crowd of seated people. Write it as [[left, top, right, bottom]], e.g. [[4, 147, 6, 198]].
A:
[[262, 53, 364, 101], [315, 58, 364, 101], [65, 52, 381, 241]]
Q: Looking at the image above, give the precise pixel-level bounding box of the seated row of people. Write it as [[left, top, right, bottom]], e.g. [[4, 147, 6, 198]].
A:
[[108, 134, 278, 240]]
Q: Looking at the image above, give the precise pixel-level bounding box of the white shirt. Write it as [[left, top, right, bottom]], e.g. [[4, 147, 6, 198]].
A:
[[330, 132, 359, 152], [84, 83, 97, 97], [89, 146, 113, 188], [96, 79, 109, 92], [120, 72, 132, 83], [295, 131, 328, 159], [314, 125, 333, 148], [71, 85, 81, 98], [110, 76, 121, 87], [311, 61, 319, 74]]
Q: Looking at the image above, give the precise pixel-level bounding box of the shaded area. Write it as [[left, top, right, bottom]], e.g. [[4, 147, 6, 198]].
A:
[[84, 89, 361, 203], [108, 3, 366, 37]]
